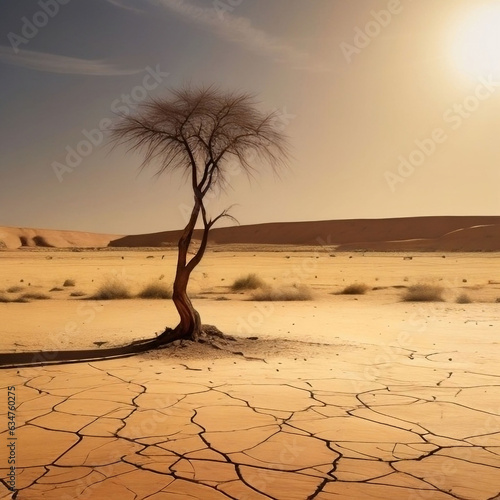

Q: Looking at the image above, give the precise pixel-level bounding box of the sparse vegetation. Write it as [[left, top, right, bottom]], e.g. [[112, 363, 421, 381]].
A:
[[12, 297, 30, 303], [250, 284, 312, 301], [0, 293, 11, 303], [402, 284, 445, 302], [70, 291, 87, 297], [231, 273, 266, 291], [90, 278, 132, 300], [339, 283, 369, 295], [63, 279, 76, 287], [456, 293, 472, 304], [138, 282, 173, 299], [50, 287, 64, 292], [7, 286, 24, 293], [20, 292, 50, 300]]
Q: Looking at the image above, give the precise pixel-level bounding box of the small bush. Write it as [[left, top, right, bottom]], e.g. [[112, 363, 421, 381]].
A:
[[456, 293, 472, 304], [63, 279, 76, 287], [90, 278, 132, 300], [339, 283, 369, 295], [70, 291, 87, 297], [50, 287, 64, 292], [7, 286, 24, 293], [250, 284, 312, 301], [19, 292, 50, 300], [138, 282, 172, 299], [231, 273, 266, 291], [402, 284, 444, 302]]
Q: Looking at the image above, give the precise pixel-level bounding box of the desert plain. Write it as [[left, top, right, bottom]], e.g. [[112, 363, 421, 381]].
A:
[[0, 238, 499, 500]]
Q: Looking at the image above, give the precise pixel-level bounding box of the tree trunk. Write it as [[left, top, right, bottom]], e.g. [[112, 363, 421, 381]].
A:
[[157, 198, 203, 344], [171, 267, 202, 340], [156, 263, 202, 344]]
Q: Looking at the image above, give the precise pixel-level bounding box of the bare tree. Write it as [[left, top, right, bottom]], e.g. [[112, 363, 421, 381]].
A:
[[111, 87, 289, 343]]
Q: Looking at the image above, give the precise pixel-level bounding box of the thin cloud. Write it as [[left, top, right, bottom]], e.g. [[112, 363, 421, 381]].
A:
[[106, 0, 145, 13], [0, 46, 141, 76], [109, 0, 328, 72]]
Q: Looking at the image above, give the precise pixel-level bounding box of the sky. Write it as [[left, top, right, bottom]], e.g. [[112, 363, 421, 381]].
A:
[[1, 0, 499, 234]]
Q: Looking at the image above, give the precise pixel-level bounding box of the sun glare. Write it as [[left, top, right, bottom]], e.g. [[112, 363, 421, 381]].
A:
[[452, 3, 500, 79]]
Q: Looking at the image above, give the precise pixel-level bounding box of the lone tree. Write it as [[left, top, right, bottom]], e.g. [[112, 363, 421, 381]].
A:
[[112, 87, 289, 343]]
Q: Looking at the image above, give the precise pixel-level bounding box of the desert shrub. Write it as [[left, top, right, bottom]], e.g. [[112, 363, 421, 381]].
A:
[[456, 293, 472, 304], [19, 292, 50, 300], [137, 282, 172, 299], [63, 279, 76, 287], [90, 278, 132, 300], [70, 291, 87, 297], [339, 283, 369, 295], [50, 287, 64, 292], [402, 284, 444, 302], [6, 286, 24, 293], [231, 273, 266, 291], [250, 284, 312, 301]]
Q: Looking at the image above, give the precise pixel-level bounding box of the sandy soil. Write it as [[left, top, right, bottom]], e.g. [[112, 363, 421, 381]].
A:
[[0, 248, 499, 499]]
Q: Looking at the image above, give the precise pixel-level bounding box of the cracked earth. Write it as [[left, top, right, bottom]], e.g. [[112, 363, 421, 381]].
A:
[[1, 335, 499, 500]]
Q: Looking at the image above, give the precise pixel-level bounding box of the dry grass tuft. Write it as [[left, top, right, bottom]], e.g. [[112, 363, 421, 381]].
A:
[[456, 293, 472, 304], [137, 282, 173, 299], [402, 284, 445, 302], [250, 284, 312, 301], [339, 283, 370, 295], [19, 292, 51, 300], [90, 278, 132, 300], [231, 273, 266, 291]]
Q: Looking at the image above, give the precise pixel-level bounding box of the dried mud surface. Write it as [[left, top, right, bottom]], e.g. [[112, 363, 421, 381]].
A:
[[1, 336, 500, 500]]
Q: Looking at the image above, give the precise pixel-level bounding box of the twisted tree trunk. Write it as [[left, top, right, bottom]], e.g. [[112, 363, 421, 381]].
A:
[[170, 269, 202, 341], [157, 197, 206, 343]]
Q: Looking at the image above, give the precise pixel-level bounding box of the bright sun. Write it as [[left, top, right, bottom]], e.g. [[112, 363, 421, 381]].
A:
[[453, 3, 500, 79]]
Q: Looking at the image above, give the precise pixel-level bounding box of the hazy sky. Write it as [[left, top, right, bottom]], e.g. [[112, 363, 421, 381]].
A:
[[1, 0, 499, 234]]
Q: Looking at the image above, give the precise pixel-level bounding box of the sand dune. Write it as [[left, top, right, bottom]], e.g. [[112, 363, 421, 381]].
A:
[[336, 223, 500, 252], [0, 226, 120, 250], [1, 215, 499, 250]]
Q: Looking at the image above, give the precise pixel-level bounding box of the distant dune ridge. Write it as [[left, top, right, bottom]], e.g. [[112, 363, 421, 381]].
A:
[[0, 227, 120, 250], [1, 216, 499, 251]]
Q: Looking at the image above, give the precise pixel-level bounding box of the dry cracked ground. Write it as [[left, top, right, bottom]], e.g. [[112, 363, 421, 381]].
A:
[[1, 336, 500, 500]]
